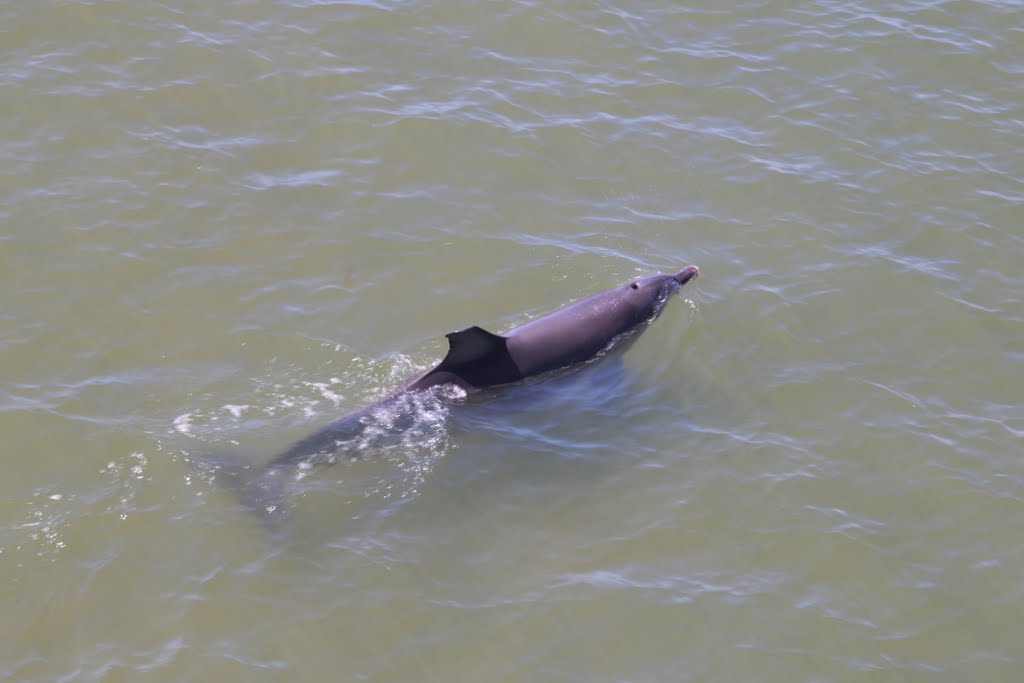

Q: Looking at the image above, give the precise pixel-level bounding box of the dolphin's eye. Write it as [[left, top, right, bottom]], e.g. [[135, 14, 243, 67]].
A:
[[630, 282, 639, 290]]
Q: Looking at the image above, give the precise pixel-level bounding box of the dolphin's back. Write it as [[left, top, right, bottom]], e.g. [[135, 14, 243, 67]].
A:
[[505, 285, 650, 376]]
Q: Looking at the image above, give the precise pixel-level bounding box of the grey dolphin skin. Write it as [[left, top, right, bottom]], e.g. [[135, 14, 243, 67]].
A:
[[217, 265, 698, 515]]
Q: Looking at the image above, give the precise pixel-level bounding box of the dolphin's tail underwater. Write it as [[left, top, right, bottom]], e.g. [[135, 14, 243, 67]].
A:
[[203, 408, 380, 520], [203, 450, 295, 519], [203, 391, 446, 520]]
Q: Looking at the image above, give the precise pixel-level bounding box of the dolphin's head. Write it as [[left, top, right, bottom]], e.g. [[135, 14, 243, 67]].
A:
[[624, 265, 699, 321]]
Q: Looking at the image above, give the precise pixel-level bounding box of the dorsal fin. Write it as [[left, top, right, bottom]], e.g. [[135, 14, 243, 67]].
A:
[[441, 326, 508, 366], [423, 325, 523, 388]]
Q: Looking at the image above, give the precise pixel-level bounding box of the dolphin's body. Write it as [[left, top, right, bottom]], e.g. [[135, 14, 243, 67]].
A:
[[218, 266, 698, 514]]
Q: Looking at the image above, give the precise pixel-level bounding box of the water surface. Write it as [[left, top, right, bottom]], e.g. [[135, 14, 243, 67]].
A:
[[2, 0, 1022, 681]]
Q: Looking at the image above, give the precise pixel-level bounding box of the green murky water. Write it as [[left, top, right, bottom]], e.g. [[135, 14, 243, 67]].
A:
[[2, 1, 1022, 680]]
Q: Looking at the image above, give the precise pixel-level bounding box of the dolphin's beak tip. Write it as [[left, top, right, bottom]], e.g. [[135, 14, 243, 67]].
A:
[[675, 265, 699, 285]]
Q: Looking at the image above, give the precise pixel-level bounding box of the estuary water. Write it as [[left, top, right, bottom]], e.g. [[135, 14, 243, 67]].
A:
[[2, 0, 1022, 681]]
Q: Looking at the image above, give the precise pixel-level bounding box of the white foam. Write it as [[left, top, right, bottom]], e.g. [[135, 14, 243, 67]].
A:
[[302, 380, 345, 408], [223, 404, 249, 418], [173, 413, 193, 435]]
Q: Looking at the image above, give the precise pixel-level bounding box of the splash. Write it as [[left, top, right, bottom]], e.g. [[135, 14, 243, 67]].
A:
[[187, 353, 458, 520]]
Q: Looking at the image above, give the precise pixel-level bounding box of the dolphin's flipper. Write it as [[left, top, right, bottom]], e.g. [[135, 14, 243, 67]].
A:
[[431, 326, 523, 387]]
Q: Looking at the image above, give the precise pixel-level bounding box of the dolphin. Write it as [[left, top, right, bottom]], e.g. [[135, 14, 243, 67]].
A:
[[213, 265, 698, 515]]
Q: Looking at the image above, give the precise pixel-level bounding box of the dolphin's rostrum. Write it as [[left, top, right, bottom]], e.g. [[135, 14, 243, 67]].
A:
[[214, 266, 699, 516]]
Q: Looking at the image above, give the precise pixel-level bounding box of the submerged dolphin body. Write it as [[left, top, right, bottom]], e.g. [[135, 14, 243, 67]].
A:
[[216, 266, 699, 515]]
